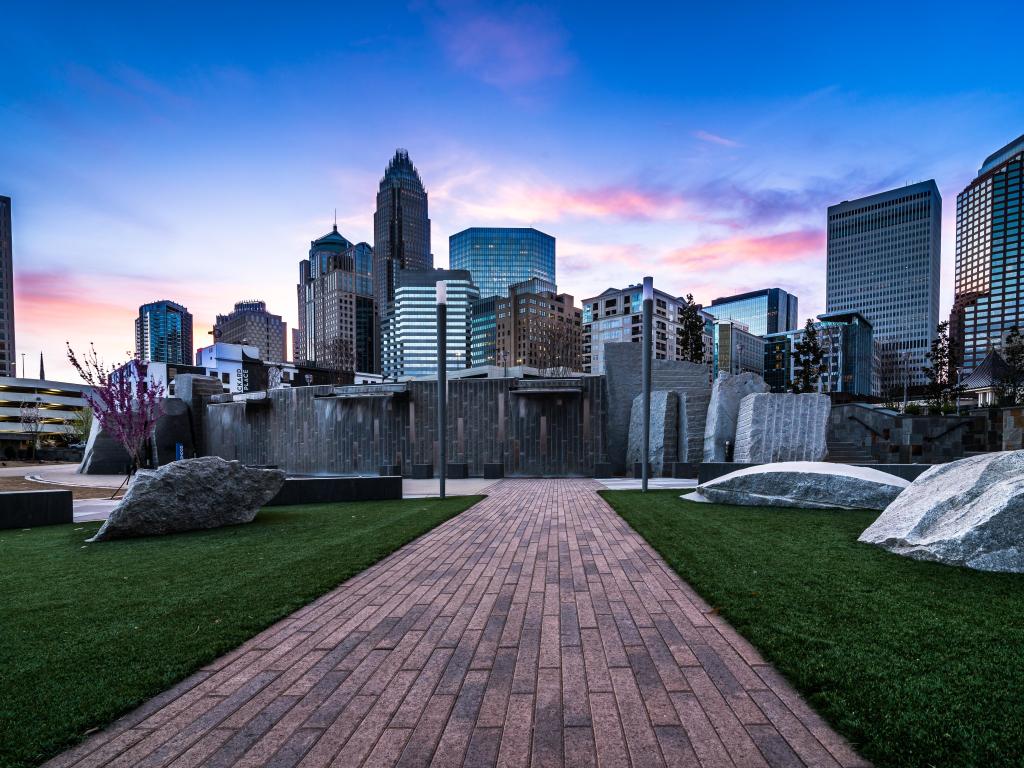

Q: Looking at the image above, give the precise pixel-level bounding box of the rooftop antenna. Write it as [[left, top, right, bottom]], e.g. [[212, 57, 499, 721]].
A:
[[333, 208, 337, 232]]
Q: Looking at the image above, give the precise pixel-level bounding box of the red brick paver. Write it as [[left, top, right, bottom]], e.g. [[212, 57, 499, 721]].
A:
[[46, 480, 869, 768]]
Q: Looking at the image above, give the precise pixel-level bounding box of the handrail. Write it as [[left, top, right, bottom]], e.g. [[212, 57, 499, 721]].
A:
[[925, 420, 971, 442], [845, 414, 884, 438]]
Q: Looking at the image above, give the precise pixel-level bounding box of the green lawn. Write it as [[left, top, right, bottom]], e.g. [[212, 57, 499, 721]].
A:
[[602, 489, 1024, 768], [0, 496, 482, 768]]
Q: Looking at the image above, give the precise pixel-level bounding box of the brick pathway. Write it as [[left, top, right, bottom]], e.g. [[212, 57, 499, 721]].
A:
[[47, 480, 868, 768]]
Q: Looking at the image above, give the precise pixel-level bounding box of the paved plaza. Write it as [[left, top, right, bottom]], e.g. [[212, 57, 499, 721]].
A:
[[46, 479, 866, 767]]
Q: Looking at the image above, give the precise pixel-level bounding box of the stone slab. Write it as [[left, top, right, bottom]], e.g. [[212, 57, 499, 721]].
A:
[[703, 372, 769, 462], [734, 393, 830, 463]]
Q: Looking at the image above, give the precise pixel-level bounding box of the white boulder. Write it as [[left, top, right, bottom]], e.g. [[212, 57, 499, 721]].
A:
[[693, 461, 909, 510], [702, 372, 769, 462], [859, 451, 1024, 572]]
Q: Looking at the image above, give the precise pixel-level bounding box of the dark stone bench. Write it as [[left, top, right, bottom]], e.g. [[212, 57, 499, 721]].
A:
[[1, 490, 74, 529], [668, 462, 699, 479], [593, 462, 614, 478], [265, 476, 402, 506], [411, 464, 433, 479], [446, 463, 469, 479], [484, 463, 505, 479], [379, 464, 402, 477]]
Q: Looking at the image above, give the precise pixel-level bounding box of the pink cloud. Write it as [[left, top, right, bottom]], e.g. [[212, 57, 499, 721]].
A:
[[663, 228, 825, 270], [693, 130, 743, 148]]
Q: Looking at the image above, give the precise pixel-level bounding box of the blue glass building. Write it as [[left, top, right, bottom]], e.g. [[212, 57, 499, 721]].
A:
[[706, 288, 799, 337], [135, 300, 193, 364], [449, 227, 555, 299]]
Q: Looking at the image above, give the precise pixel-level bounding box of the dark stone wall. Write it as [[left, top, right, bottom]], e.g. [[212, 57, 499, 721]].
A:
[[204, 377, 607, 477], [829, 403, 978, 464]]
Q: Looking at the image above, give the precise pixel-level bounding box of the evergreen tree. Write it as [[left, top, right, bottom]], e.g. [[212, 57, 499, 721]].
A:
[[677, 294, 706, 364], [790, 319, 824, 393], [923, 320, 963, 410], [995, 327, 1024, 406]]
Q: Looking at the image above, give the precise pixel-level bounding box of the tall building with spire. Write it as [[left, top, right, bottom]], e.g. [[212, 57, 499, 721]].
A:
[[0, 195, 14, 377], [373, 149, 431, 369]]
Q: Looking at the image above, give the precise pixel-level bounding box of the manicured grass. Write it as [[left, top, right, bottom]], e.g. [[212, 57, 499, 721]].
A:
[[602, 490, 1024, 768], [0, 496, 482, 768]]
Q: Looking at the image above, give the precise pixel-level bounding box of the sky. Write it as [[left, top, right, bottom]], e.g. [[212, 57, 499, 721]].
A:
[[2, 1, 1022, 381]]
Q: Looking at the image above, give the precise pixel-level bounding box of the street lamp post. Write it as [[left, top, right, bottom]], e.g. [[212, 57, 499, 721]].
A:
[[436, 281, 447, 499], [641, 276, 653, 492]]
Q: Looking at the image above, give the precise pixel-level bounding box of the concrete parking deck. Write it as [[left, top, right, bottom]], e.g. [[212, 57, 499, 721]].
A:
[[45, 479, 866, 767]]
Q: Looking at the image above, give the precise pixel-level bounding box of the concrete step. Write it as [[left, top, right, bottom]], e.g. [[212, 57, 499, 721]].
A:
[[826, 441, 876, 464]]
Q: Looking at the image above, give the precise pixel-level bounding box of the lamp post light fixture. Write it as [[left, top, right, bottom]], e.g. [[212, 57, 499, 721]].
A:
[[641, 276, 653, 492], [436, 281, 447, 499]]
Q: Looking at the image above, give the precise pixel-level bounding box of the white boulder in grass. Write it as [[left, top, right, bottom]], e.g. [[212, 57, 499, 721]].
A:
[[859, 451, 1024, 572], [688, 461, 909, 511]]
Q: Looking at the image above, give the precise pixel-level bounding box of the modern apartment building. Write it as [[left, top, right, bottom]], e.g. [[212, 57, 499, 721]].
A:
[[382, 269, 479, 379], [711, 320, 764, 377], [492, 278, 581, 372], [706, 288, 799, 337], [763, 311, 877, 396], [0, 195, 14, 377], [135, 300, 193, 365], [213, 300, 287, 363], [951, 134, 1024, 373], [449, 227, 556, 299], [826, 180, 941, 390], [581, 285, 713, 374], [373, 150, 431, 353], [296, 226, 375, 373]]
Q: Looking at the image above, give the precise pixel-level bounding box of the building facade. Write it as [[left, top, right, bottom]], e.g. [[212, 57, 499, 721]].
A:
[[826, 180, 941, 391], [373, 149, 431, 363], [470, 297, 498, 367], [0, 196, 14, 377], [581, 285, 713, 374], [213, 300, 287, 363], [712, 320, 764, 377], [706, 288, 798, 337], [296, 226, 375, 373], [382, 269, 479, 379], [951, 134, 1024, 373], [763, 311, 877, 396], [449, 227, 556, 300], [0, 376, 91, 450], [493, 279, 581, 372], [135, 300, 193, 364]]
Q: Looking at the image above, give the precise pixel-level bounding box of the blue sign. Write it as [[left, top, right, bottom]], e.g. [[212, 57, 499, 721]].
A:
[[175, 442, 185, 461]]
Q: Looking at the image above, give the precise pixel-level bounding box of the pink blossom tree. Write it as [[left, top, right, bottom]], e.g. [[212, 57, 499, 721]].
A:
[[66, 343, 166, 480]]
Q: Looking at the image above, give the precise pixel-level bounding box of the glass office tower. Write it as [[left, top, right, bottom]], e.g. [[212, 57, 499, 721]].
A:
[[707, 288, 798, 337], [951, 134, 1024, 372], [0, 195, 14, 377], [135, 300, 194, 365], [449, 227, 555, 299]]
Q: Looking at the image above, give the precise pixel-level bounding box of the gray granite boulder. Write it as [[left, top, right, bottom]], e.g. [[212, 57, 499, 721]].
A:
[[859, 451, 1024, 572], [691, 461, 908, 510], [627, 390, 678, 476], [733, 393, 830, 463], [702, 372, 769, 462], [89, 457, 285, 541]]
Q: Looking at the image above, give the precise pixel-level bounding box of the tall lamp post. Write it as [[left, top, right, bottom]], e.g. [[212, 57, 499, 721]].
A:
[[436, 281, 447, 499], [641, 276, 653, 492]]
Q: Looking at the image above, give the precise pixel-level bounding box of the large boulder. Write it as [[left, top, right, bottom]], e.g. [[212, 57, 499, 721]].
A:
[[702, 372, 769, 462], [691, 461, 908, 510], [859, 451, 1024, 572], [89, 457, 285, 541], [627, 390, 678, 476], [733, 392, 830, 463]]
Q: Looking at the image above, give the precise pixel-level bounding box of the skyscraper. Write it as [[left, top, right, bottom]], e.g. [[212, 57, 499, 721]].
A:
[[0, 195, 14, 377], [491, 278, 581, 371], [135, 300, 193, 364], [826, 180, 941, 390], [706, 288, 799, 337], [296, 225, 375, 372], [214, 301, 287, 362], [449, 227, 556, 299], [373, 150, 431, 360], [382, 269, 478, 379], [951, 134, 1024, 373]]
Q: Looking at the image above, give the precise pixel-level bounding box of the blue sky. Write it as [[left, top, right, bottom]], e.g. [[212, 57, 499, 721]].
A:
[[1, 1, 1022, 378]]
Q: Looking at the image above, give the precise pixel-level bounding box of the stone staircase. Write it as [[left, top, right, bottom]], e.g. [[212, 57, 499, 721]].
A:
[[825, 441, 877, 465]]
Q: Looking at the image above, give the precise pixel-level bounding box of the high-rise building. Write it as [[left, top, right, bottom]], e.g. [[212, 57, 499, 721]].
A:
[[711, 320, 763, 378], [581, 285, 713, 374], [706, 288, 799, 337], [449, 227, 556, 300], [135, 300, 193, 364], [382, 269, 479, 379], [951, 134, 1024, 373], [0, 195, 14, 377], [296, 225, 375, 372], [763, 311, 877, 396], [470, 296, 498, 367], [373, 150, 431, 361], [213, 301, 287, 363], [826, 180, 941, 391], [492, 278, 581, 371]]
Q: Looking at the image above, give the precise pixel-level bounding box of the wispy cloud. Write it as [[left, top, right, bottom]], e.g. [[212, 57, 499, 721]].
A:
[[693, 130, 743, 148], [427, 4, 573, 89], [662, 228, 825, 270]]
